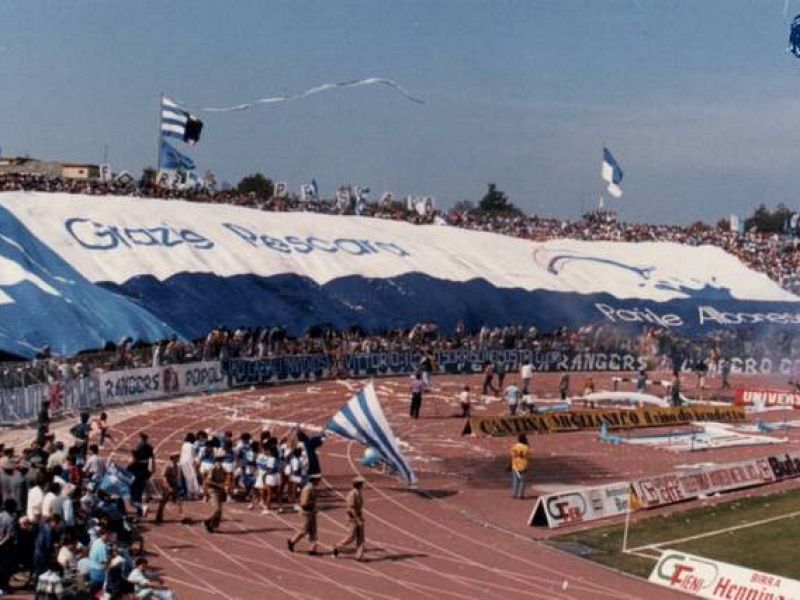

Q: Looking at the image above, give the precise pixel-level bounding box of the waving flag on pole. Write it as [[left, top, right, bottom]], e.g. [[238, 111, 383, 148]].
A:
[[161, 96, 204, 145], [325, 383, 416, 486], [601, 147, 623, 198]]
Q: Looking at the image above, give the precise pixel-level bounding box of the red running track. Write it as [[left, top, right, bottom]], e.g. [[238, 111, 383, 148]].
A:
[[91, 374, 698, 600]]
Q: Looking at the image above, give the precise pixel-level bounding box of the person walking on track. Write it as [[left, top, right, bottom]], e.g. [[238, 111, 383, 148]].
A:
[[409, 373, 425, 419], [482, 362, 497, 396], [558, 373, 570, 400], [204, 456, 227, 532], [154, 453, 182, 524], [287, 474, 325, 555], [333, 476, 366, 561]]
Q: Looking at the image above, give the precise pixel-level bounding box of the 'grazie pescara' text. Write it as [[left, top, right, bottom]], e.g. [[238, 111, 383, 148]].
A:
[[64, 219, 411, 257]]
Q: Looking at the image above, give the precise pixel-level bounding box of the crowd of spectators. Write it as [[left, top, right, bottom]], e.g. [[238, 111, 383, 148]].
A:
[[3, 173, 799, 295], [0, 410, 177, 598], [2, 318, 795, 391]]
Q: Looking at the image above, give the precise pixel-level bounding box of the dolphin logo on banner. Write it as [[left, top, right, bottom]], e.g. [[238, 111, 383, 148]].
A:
[[325, 383, 416, 486]]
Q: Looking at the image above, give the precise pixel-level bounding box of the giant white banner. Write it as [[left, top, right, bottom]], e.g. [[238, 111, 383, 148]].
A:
[[2, 192, 800, 357]]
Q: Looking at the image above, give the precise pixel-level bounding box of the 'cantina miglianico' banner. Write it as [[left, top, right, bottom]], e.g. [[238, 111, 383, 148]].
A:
[[461, 405, 747, 437]]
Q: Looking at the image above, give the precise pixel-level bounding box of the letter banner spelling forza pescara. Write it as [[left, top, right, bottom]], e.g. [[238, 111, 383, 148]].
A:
[[2, 193, 800, 357], [649, 550, 800, 599]]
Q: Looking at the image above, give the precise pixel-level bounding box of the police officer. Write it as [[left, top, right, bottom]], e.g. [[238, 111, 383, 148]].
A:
[[333, 476, 366, 561], [287, 473, 322, 555], [204, 456, 227, 533]]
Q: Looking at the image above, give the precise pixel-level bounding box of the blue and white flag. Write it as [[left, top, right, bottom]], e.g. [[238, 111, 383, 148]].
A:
[[158, 139, 195, 171], [601, 147, 623, 198], [161, 96, 204, 145], [99, 462, 134, 498], [789, 14, 800, 58], [325, 383, 416, 486], [300, 179, 319, 201]]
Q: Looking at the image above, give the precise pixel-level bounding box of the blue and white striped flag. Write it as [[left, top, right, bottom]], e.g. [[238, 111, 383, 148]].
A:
[[601, 147, 623, 198], [161, 96, 204, 145], [326, 383, 416, 486]]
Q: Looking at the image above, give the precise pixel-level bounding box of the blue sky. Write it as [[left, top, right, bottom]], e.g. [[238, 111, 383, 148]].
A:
[[0, 0, 798, 223]]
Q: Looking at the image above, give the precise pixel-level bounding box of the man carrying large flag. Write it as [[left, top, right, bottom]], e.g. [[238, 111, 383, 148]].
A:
[[325, 383, 416, 486], [601, 147, 623, 198]]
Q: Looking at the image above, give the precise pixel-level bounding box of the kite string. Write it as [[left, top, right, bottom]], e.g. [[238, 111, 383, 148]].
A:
[[200, 77, 424, 112]]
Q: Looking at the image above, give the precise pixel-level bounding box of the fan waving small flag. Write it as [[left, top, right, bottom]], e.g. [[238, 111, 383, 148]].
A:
[[601, 147, 623, 198], [325, 383, 416, 486]]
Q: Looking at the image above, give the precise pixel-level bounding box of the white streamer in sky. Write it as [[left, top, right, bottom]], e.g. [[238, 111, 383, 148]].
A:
[[201, 77, 424, 112]]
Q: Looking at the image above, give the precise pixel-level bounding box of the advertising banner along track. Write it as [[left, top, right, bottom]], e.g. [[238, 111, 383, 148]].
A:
[[649, 550, 800, 599], [631, 451, 800, 509], [528, 481, 631, 528], [734, 388, 800, 410], [461, 405, 747, 437]]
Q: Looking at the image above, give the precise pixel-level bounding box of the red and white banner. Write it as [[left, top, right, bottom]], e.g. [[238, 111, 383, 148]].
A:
[[632, 458, 776, 509], [528, 481, 631, 528], [650, 550, 800, 599], [734, 388, 800, 409]]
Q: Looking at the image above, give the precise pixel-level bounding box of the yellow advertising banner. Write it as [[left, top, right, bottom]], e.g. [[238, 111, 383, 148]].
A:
[[461, 405, 747, 437]]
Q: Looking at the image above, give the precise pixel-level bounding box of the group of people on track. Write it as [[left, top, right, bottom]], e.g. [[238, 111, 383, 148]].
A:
[[0, 399, 376, 599], [147, 426, 367, 562]]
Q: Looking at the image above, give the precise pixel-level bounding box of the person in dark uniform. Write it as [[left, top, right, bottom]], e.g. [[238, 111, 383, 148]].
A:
[[671, 369, 683, 407], [69, 412, 91, 460], [720, 356, 731, 390], [131, 432, 155, 517], [409, 374, 425, 419], [204, 457, 227, 533], [558, 373, 570, 400], [482, 363, 497, 396], [154, 453, 182, 524]]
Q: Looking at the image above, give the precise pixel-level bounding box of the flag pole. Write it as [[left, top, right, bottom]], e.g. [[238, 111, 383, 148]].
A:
[[155, 93, 163, 187], [598, 145, 604, 214]]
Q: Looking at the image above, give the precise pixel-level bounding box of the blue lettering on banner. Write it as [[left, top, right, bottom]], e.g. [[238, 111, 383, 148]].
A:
[[183, 365, 225, 388], [224, 355, 329, 386], [65, 218, 214, 251], [71, 219, 416, 258], [104, 373, 161, 399], [223, 349, 651, 388], [222, 223, 411, 257], [221, 223, 410, 257]]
